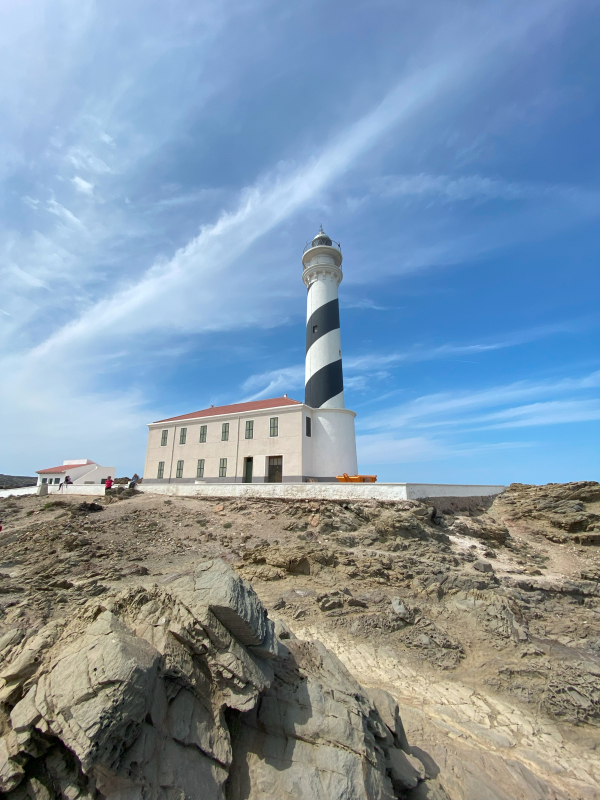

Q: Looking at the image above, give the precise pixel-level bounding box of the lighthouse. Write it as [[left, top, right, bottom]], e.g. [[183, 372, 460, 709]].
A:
[[301, 227, 358, 478], [303, 225, 346, 408]]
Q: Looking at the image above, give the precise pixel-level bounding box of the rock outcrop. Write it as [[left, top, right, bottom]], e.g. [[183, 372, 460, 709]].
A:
[[0, 559, 428, 800]]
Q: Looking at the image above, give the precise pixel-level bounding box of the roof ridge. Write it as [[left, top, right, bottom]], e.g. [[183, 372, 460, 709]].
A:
[[153, 396, 302, 424]]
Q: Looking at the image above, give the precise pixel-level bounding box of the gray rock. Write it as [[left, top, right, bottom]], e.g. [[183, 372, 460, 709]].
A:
[[273, 619, 296, 640], [387, 746, 426, 789], [0, 733, 25, 792], [33, 611, 161, 772], [248, 618, 286, 660], [319, 596, 344, 612], [0, 629, 24, 658], [473, 560, 494, 573], [174, 559, 268, 646], [367, 687, 410, 751], [391, 597, 411, 620], [0, 561, 415, 800], [228, 638, 397, 800], [165, 688, 231, 767], [10, 687, 41, 732], [347, 597, 368, 608]]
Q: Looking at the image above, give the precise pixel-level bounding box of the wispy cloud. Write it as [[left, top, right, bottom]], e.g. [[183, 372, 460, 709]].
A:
[[238, 323, 590, 402], [241, 365, 305, 400], [46, 198, 85, 229], [66, 147, 112, 175], [472, 399, 600, 429], [341, 298, 395, 311], [9, 0, 569, 371], [347, 322, 581, 371], [356, 433, 534, 464], [71, 176, 94, 195], [359, 370, 600, 435], [367, 172, 600, 211]]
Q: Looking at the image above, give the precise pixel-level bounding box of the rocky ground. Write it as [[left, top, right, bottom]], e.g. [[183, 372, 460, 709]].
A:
[[0, 481, 599, 799]]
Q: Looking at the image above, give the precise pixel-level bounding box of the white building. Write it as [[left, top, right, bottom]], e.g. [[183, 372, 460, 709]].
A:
[[143, 228, 358, 484], [36, 459, 116, 486], [143, 396, 357, 484]]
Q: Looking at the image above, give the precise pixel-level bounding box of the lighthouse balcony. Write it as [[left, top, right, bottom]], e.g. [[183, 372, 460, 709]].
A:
[[303, 238, 341, 255]]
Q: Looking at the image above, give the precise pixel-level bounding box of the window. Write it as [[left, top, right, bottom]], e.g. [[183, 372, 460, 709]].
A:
[[176, 460, 184, 479], [270, 417, 279, 437], [221, 422, 229, 441], [54, 478, 60, 484], [199, 425, 207, 443], [157, 461, 165, 479], [219, 458, 227, 477], [161, 430, 168, 446], [245, 419, 254, 439], [197, 459, 205, 478], [306, 417, 311, 437], [312, 324, 318, 333], [41, 478, 47, 484], [179, 427, 187, 445]]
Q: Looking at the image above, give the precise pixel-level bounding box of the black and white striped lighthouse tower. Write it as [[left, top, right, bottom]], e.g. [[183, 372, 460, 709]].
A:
[[301, 226, 357, 478], [303, 226, 345, 409]]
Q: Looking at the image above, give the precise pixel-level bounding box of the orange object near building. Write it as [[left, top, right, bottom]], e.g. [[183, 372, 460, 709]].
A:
[[336, 473, 377, 483]]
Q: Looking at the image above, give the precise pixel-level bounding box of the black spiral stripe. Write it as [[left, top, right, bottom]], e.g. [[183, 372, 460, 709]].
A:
[[305, 298, 340, 352], [305, 359, 343, 408]]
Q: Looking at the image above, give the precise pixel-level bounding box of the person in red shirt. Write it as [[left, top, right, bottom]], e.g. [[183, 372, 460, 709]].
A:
[[105, 476, 114, 490]]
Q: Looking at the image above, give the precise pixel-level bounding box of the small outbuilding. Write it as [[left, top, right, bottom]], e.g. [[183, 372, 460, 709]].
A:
[[36, 459, 116, 486]]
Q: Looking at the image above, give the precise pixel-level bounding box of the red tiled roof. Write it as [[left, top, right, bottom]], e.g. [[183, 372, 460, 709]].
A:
[[36, 462, 90, 474], [154, 397, 302, 424]]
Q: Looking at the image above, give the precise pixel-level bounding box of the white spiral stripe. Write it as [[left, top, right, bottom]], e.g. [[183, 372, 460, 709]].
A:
[[305, 328, 342, 384]]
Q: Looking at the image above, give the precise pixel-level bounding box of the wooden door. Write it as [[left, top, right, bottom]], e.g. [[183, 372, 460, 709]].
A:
[[243, 457, 253, 483], [267, 456, 282, 483]]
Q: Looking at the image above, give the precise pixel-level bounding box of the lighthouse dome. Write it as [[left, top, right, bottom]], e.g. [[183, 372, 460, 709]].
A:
[[311, 225, 332, 248]]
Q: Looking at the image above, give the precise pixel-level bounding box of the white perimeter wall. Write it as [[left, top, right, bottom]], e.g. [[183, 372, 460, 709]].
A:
[[0, 485, 106, 498], [138, 482, 505, 501], [404, 483, 506, 499]]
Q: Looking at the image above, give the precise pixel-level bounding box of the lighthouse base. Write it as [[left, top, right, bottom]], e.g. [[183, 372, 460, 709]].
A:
[[303, 406, 357, 480]]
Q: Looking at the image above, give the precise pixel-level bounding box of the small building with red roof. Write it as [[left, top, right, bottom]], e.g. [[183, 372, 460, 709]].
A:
[[36, 459, 116, 487]]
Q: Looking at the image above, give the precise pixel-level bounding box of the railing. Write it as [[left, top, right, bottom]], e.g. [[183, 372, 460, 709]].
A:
[[303, 239, 342, 254]]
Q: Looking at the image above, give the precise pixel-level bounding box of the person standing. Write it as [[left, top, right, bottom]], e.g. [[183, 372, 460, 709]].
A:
[[105, 476, 114, 490]]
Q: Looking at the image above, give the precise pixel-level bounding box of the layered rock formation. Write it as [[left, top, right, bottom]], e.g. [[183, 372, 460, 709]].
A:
[[0, 559, 429, 800], [2, 483, 600, 798]]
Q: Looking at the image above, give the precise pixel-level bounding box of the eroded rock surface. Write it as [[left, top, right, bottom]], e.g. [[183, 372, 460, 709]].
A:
[[1, 483, 600, 798], [0, 559, 427, 800]]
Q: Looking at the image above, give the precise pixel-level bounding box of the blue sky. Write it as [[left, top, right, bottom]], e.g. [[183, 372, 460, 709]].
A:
[[1, 0, 599, 483]]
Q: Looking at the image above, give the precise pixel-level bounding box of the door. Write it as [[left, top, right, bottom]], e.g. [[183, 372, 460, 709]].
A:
[[267, 456, 283, 483], [243, 457, 253, 483]]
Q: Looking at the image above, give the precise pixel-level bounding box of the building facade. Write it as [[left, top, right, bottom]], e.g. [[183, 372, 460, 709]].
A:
[[143, 396, 357, 484], [143, 228, 358, 484]]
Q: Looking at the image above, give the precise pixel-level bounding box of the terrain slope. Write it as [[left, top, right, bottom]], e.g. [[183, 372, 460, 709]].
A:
[[0, 481, 599, 799]]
